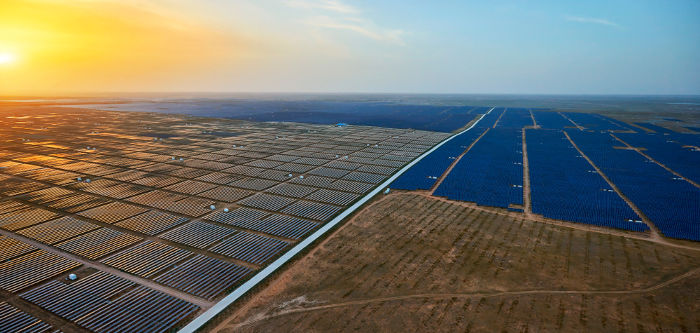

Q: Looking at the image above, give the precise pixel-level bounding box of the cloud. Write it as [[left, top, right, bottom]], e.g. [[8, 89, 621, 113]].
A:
[[304, 16, 405, 45], [285, 1, 405, 45], [284, 0, 358, 14], [565, 15, 620, 28]]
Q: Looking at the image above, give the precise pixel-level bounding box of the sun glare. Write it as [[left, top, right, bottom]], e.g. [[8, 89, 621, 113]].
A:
[[0, 53, 16, 65]]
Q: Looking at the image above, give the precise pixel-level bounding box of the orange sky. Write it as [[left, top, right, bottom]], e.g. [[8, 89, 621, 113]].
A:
[[0, 0, 262, 94]]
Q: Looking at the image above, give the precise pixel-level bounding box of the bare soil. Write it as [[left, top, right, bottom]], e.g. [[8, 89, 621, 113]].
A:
[[212, 192, 700, 332]]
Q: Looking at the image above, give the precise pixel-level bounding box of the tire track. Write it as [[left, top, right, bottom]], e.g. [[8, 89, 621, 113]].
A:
[[232, 267, 700, 329]]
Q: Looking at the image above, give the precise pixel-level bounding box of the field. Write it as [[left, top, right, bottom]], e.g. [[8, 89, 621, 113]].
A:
[[0, 104, 451, 332], [213, 192, 700, 332]]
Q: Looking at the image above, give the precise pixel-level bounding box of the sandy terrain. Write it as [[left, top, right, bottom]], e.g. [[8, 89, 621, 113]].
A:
[[212, 192, 700, 332]]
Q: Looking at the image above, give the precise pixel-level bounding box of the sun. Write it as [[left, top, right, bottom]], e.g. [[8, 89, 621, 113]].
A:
[[0, 53, 16, 65]]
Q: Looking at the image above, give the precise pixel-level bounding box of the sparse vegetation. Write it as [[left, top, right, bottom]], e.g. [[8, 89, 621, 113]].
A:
[[215, 192, 700, 332]]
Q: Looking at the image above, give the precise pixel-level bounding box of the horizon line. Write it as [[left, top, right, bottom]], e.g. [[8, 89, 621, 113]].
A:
[[2, 92, 700, 98]]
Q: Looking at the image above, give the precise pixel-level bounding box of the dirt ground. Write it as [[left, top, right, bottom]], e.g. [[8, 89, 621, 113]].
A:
[[212, 192, 700, 332]]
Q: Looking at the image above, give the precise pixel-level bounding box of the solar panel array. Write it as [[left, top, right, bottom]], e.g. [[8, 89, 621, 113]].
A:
[[562, 112, 630, 131], [495, 108, 534, 129], [209, 232, 289, 265], [0, 107, 444, 331], [0, 301, 56, 333], [394, 107, 698, 241], [527, 129, 645, 231], [76, 286, 199, 332], [154, 255, 252, 300], [615, 132, 700, 185], [0, 235, 36, 261], [390, 107, 498, 190], [567, 130, 700, 241], [531, 111, 574, 129], [434, 128, 524, 208], [389, 128, 484, 191], [0, 250, 80, 293], [634, 122, 674, 134], [20, 272, 137, 321]]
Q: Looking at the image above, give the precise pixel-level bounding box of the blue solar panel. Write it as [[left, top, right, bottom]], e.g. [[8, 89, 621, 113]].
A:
[[474, 107, 505, 129], [496, 108, 534, 129], [564, 113, 629, 131], [635, 122, 674, 134], [615, 132, 700, 185], [528, 129, 644, 231], [567, 130, 700, 241], [434, 128, 523, 208], [669, 133, 700, 147], [390, 127, 488, 190], [600, 115, 634, 131], [391, 107, 502, 191], [532, 111, 573, 129]]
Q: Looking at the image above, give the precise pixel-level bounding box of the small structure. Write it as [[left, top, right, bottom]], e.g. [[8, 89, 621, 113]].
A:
[[68, 273, 78, 281]]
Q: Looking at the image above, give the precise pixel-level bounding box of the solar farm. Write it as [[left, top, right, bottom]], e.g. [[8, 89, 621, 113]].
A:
[[0, 103, 698, 332], [210, 106, 699, 333], [0, 107, 449, 332], [392, 107, 700, 242]]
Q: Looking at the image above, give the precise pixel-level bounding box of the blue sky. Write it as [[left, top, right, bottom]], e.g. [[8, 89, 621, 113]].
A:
[[2, 0, 698, 94], [255, 0, 699, 94]]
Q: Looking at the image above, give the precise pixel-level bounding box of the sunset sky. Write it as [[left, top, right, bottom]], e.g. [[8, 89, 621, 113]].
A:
[[1, 0, 698, 95]]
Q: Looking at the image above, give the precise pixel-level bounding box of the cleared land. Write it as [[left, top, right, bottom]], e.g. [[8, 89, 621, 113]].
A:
[[214, 192, 700, 332]]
